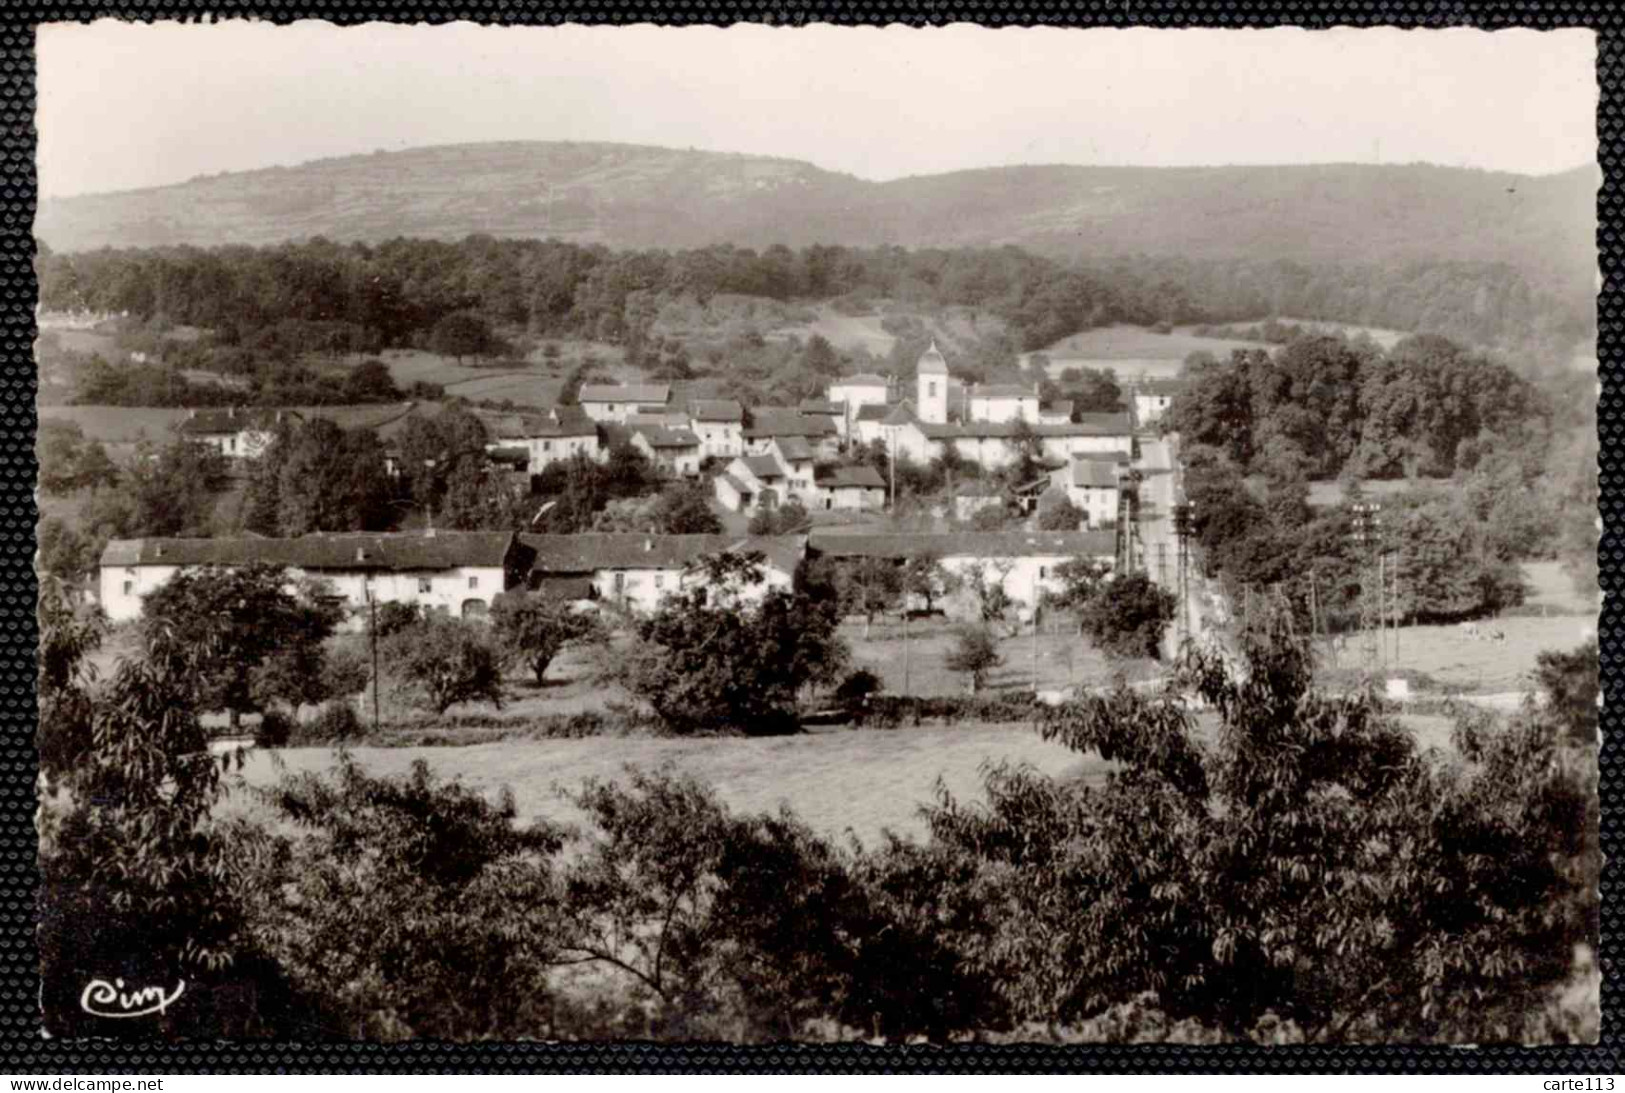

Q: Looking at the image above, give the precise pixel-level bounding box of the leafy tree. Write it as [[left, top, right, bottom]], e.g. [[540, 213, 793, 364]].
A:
[[238, 756, 566, 1039], [274, 419, 395, 535], [901, 552, 957, 614], [944, 624, 1002, 694], [917, 610, 1596, 1040], [651, 480, 723, 534], [1044, 555, 1112, 614], [342, 358, 401, 402], [962, 561, 1016, 626], [126, 437, 230, 537], [1534, 638, 1598, 745], [490, 592, 606, 686], [37, 516, 97, 584], [141, 564, 343, 730], [624, 553, 847, 734], [429, 310, 498, 362], [833, 556, 902, 635], [37, 576, 105, 787], [385, 614, 506, 716], [1076, 573, 1176, 660], [747, 497, 810, 536], [1037, 493, 1086, 531]]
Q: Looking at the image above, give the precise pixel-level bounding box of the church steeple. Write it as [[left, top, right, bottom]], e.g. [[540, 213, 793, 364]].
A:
[[916, 340, 949, 424]]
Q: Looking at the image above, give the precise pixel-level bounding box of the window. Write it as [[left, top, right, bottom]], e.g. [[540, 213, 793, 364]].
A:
[[654, 574, 664, 589], [122, 580, 133, 595], [613, 572, 626, 594], [542, 440, 552, 452], [1039, 567, 1047, 579], [468, 575, 479, 590], [928, 382, 938, 398], [418, 578, 432, 594]]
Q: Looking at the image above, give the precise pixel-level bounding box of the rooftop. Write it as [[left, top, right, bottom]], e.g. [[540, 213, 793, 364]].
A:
[[1066, 460, 1124, 489], [100, 531, 517, 572], [916, 341, 949, 376], [175, 407, 285, 435], [478, 406, 597, 440], [970, 384, 1037, 399], [808, 529, 1116, 560], [772, 435, 816, 462], [636, 426, 701, 449], [579, 383, 671, 405], [832, 373, 890, 388], [744, 408, 838, 440], [815, 464, 887, 490], [740, 454, 786, 480], [521, 533, 805, 576], [798, 399, 845, 415], [689, 398, 745, 423]]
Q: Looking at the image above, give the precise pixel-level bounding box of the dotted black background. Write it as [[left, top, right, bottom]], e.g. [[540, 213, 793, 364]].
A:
[[0, 1, 1617, 1074]]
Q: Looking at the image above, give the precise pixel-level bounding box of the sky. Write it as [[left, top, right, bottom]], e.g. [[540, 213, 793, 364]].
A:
[[36, 21, 1597, 198]]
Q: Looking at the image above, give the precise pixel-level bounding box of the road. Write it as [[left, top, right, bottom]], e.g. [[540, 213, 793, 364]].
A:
[[1134, 432, 1212, 659]]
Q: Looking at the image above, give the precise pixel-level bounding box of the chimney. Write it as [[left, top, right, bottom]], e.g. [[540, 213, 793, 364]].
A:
[[355, 547, 367, 563], [229, 406, 235, 419], [643, 537, 653, 553], [154, 544, 164, 558], [276, 410, 283, 424], [188, 408, 196, 420]]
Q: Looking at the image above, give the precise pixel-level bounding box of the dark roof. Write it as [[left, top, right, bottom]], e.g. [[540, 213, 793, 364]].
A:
[[744, 408, 838, 440], [969, 384, 1036, 399], [579, 383, 670, 405], [100, 531, 517, 572], [854, 403, 893, 423], [1136, 379, 1190, 397], [530, 574, 596, 601], [175, 408, 283, 435], [913, 412, 1133, 440], [808, 529, 1116, 561], [1065, 460, 1123, 489], [487, 446, 531, 466], [637, 426, 700, 450], [521, 533, 804, 576], [479, 406, 596, 440], [798, 399, 844, 415], [832, 373, 890, 387], [740, 454, 785, 480], [1039, 399, 1075, 418], [690, 399, 744, 423], [816, 465, 886, 490], [882, 400, 918, 426], [772, 435, 815, 462]]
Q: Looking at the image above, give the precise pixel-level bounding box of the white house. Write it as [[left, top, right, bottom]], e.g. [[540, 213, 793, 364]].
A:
[[578, 383, 672, 424], [689, 399, 745, 459], [630, 426, 702, 477], [797, 398, 849, 441], [1037, 399, 1074, 425], [812, 464, 887, 511], [98, 531, 527, 626], [807, 529, 1117, 617], [967, 383, 1040, 424], [767, 436, 818, 499], [827, 373, 892, 415], [479, 406, 602, 472], [176, 407, 284, 460], [520, 533, 804, 614], [1051, 459, 1123, 527], [1132, 379, 1188, 427], [715, 454, 792, 516]]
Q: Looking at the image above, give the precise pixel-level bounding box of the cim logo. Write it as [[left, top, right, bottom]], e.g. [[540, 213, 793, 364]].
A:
[[79, 978, 186, 1020]]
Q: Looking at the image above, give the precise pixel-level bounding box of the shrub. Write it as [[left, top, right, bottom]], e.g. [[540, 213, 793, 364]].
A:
[[1077, 573, 1177, 660], [291, 701, 362, 746], [384, 615, 505, 716], [944, 624, 1002, 694], [254, 709, 295, 748]]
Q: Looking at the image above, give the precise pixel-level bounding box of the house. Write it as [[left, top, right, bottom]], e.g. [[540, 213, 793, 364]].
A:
[[1132, 379, 1188, 427], [916, 342, 951, 425], [851, 400, 911, 449], [520, 533, 804, 613], [807, 529, 1117, 616], [578, 383, 672, 423], [98, 531, 528, 626], [941, 483, 1006, 522], [630, 426, 703, 477], [1050, 459, 1124, 527], [966, 383, 1040, 425], [478, 406, 602, 472], [798, 398, 849, 440], [813, 464, 887, 512], [767, 436, 818, 499], [826, 373, 892, 415], [689, 399, 745, 460], [743, 408, 841, 460], [176, 407, 284, 460], [715, 453, 791, 516]]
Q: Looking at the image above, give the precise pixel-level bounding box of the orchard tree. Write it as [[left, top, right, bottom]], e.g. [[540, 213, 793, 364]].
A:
[[1077, 573, 1177, 660], [901, 552, 957, 615], [944, 624, 1002, 694], [624, 552, 847, 734], [386, 614, 506, 716], [490, 592, 606, 686], [652, 480, 723, 534], [141, 564, 343, 730], [1037, 493, 1086, 531]]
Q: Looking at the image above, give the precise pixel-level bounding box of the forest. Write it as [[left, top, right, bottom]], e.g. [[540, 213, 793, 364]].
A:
[[37, 236, 1589, 376]]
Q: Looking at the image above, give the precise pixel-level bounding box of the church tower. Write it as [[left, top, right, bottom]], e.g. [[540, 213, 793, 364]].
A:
[[916, 340, 949, 425]]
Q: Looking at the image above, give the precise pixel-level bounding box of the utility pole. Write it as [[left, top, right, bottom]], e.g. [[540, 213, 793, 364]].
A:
[[1392, 548, 1401, 665], [1308, 568, 1321, 648], [1350, 502, 1383, 674], [1172, 501, 1193, 650], [368, 587, 381, 735], [902, 606, 911, 695], [1378, 551, 1386, 670]]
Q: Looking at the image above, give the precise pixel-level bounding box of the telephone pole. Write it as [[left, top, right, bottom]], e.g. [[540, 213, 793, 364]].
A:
[[1350, 502, 1384, 674], [1172, 501, 1194, 649]]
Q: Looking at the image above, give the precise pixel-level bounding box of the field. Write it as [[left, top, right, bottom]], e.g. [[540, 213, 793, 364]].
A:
[[1021, 323, 1266, 382], [1322, 614, 1595, 692], [842, 618, 1160, 698], [40, 401, 422, 447], [762, 302, 1009, 359], [1273, 316, 1410, 350], [1522, 560, 1600, 615]]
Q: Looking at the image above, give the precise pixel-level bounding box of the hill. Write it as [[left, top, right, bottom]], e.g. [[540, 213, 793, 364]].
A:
[[36, 142, 1597, 300]]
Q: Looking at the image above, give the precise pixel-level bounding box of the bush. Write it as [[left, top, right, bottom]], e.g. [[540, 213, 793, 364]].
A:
[[254, 709, 295, 748], [291, 701, 363, 746], [833, 668, 884, 717]]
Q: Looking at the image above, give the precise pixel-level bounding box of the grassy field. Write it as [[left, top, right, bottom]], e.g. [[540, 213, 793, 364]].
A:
[[842, 618, 1160, 698], [1522, 560, 1600, 615], [1323, 614, 1595, 691], [231, 723, 1090, 848], [1025, 324, 1265, 373], [1274, 316, 1410, 349]]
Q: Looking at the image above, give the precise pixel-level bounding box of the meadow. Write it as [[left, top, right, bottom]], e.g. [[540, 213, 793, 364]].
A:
[[1322, 613, 1595, 692]]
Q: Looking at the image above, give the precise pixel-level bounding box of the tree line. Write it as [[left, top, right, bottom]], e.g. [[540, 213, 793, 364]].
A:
[[39, 236, 1583, 369]]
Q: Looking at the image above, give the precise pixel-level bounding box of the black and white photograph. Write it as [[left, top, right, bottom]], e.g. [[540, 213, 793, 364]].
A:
[[32, 20, 1601, 1046]]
